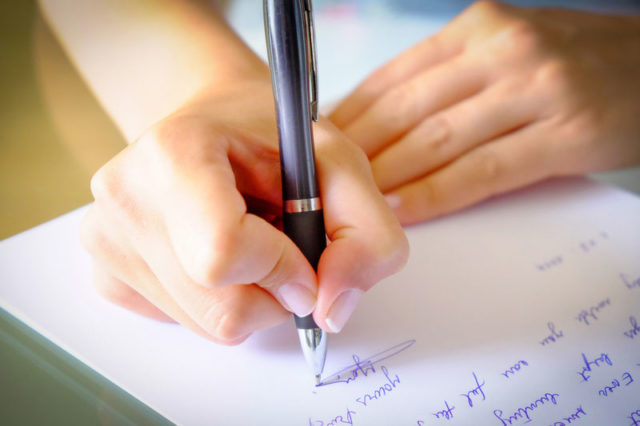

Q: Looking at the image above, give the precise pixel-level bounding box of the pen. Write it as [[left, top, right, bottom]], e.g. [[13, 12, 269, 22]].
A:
[[263, 0, 327, 384]]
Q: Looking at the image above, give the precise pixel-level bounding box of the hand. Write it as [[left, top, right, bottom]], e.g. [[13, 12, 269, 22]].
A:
[[331, 1, 640, 224], [80, 80, 408, 344]]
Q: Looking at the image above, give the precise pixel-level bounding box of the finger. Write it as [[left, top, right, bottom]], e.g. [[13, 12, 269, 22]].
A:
[[342, 55, 487, 157], [330, 30, 465, 128], [385, 122, 557, 225], [91, 264, 174, 322], [371, 79, 541, 192], [141, 231, 291, 342], [142, 128, 319, 317], [82, 203, 284, 344], [311, 122, 410, 333]]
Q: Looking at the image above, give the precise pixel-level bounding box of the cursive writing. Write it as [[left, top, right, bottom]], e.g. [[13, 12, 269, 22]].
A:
[[540, 322, 564, 346], [432, 400, 456, 421], [460, 372, 486, 408], [493, 392, 560, 425], [622, 273, 640, 290], [624, 316, 640, 339], [536, 255, 563, 272], [629, 408, 640, 426], [502, 360, 529, 379], [598, 372, 633, 397], [575, 298, 611, 326], [577, 352, 613, 382], [354, 366, 400, 407], [308, 408, 356, 426], [317, 340, 415, 387], [549, 405, 587, 426]]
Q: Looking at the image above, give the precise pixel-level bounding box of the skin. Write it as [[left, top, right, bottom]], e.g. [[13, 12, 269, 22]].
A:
[[39, 0, 409, 343], [331, 1, 640, 225]]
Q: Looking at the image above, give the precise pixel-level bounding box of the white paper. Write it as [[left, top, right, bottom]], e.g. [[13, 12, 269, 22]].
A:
[[1, 177, 640, 425]]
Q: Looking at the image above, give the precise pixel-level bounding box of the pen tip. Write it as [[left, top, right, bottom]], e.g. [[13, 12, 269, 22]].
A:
[[315, 374, 321, 385]]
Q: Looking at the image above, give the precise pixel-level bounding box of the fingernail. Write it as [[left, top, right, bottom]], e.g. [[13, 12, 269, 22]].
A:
[[385, 194, 402, 209], [278, 283, 317, 317], [326, 289, 364, 333]]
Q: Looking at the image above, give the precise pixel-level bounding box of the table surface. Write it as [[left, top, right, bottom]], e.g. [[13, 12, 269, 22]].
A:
[[1, 1, 638, 424]]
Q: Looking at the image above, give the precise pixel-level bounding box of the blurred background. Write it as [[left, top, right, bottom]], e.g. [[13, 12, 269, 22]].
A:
[[2, 0, 639, 240], [0, 1, 124, 240]]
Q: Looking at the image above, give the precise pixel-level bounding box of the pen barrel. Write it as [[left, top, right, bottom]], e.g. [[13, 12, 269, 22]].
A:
[[284, 209, 326, 329], [264, 0, 320, 201]]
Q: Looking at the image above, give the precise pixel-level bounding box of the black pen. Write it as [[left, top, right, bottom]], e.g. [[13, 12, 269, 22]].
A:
[[263, 0, 327, 384]]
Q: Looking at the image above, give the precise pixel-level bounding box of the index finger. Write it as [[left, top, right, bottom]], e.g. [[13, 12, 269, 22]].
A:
[[311, 121, 410, 333]]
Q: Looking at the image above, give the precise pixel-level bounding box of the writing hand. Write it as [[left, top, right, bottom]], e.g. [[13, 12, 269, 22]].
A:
[[80, 81, 408, 344], [331, 1, 640, 224]]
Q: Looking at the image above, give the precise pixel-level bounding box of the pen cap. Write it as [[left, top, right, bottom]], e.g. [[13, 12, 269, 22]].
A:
[[264, 0, 320, 201]]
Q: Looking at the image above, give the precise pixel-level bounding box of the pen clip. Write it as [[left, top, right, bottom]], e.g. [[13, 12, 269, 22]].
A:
[[303, 0, 318, 122]]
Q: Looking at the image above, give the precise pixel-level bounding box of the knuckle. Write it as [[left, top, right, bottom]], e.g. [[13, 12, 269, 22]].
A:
[[90, 165, 119, 203], [474, 148, 503, 182], [202, 302, 248, 343], [380, 85, 414, 126], [498, 20, 544, 58], [534, 59, 573, 97], [423, 116, 452, 153], [183, 228, 240, 287], [558, 109, 601, 149], [469, 1, 505, 18]]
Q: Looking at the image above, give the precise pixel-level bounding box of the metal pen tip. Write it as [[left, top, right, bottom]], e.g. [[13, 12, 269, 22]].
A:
[[298, 328, 327, 382], [315, 374, 321, 385]]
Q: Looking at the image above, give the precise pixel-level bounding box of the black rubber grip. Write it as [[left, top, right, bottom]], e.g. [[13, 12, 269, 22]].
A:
[[284, 209, 326, 329]]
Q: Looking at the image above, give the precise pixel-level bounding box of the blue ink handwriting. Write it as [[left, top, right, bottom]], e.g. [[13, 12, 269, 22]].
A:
[[598, 372, 633, 397], [624, 316, 640, 339], [536, 255, 563, 272], [549, 405, 587, 426], [577, 352, 613, 382], [317, 340, 415, 387], [575, 298, 611, 326], [432, 400, 456, 421], [493, 392, 560, 425], [460, 372, 486, 407], [621, 273, 640, 290], [502, 360, 529, 379], [540, 322, 564, 346], [354, 366, 400, 407], [308, 408, 356, 426], [629, 408, 640, 426]]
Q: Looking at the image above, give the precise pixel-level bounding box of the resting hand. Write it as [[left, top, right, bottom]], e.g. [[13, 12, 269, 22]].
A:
[[331, 1, 640, 224], [80, 81, 408, 343]]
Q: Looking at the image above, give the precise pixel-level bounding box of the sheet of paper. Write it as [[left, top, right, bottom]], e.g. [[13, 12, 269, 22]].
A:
[[1, 177, 639, 425]]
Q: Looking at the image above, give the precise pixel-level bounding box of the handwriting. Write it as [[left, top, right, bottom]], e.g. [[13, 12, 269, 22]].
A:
[[308, 408, 356, 426], [317, 340, 415, 387], [598, 371, 633, 397], [540, 322, 564, 346], [629, 408, 640, 426], [624, 316, 640, 339], [460, 372, 486, 407], [354, 366, 400, 407], [575, 298, 611, 326], [549, 405, 587, 425], [493, 392, 560, 425], [502, 360, 529, 379], [536, 255, 563, 272], [621, 273, 640, 290], [432, 400, 456, 421], [577, 352, 613, 382], [578, 232, 608, 253]]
